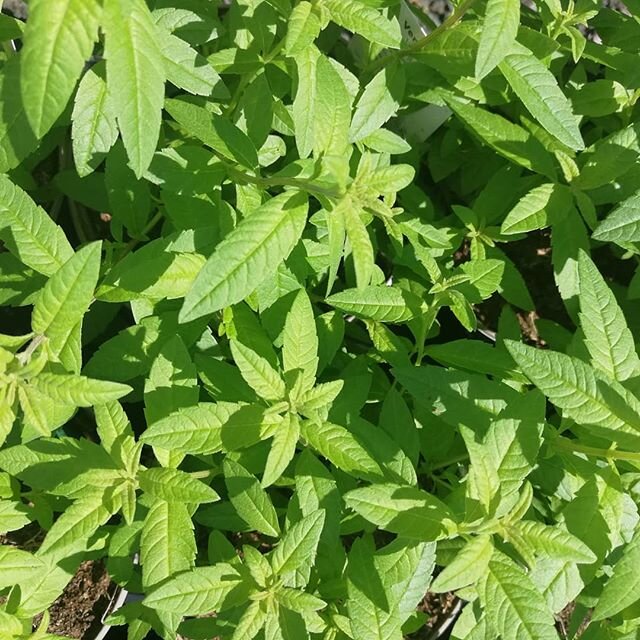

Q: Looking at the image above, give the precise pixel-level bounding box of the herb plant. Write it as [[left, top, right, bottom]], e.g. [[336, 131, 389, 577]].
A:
[[1, 0, 640, 638]]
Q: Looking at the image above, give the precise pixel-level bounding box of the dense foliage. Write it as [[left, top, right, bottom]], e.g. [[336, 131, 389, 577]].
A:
[[1, 0, 640, 638]]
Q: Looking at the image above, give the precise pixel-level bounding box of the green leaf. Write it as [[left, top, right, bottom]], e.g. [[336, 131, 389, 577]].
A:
[[160, 31, 224, 97], [324, 0, 402, 48], [350, 65, 405, 143], [141, 499, 196, 588], [292, 46, 319, 159], [475, 0, 520, 79], [262, 412, 300, 488], [480, 550, 559, 640], [285, 2, 321, 56], [164, 98, 258, 170], [230, 340, 286, 402], [103, 0, 166, 177], [592, 191, 640, 246], [30, 373, 131, 408], [343, 201, 374, 289], [327, 285, 423, 323], [431, 535, 494, 593], [344, 483, 455, 541], [507, 520, 596, 564], [32, 242, 101, 359], [593, 527, 640, 621], [139, 468, 219, 504], [578, 251, 640, 382], [223, 459, 281, 537], [0, 175, 73, 276], [141, 402, 272, 454], [283, 290, 319, 393], [144, 563, 246, 615], [0, 500, 31, 534], [505, 341, 640, 443], [499, 44, 584, 151], [71, 62, 118, 177], [20, 0, 101, 137], [501, 183, 571, 235], [180, 192, 308, 322], [300, 420, 382, 479], [0, 547, 44, 588], [271, 509, 325, 576]]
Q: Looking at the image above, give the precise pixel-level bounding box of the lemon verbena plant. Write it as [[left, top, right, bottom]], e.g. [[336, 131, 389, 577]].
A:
[[1, 0, 640, 639]]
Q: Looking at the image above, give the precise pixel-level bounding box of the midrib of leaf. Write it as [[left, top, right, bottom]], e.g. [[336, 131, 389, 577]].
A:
[[79, 77, 110, 164]]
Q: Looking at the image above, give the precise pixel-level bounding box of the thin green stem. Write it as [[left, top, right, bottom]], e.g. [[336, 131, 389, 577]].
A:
[[114, 211, 164, 265], [553, 437, 640, 464], [366, 0, 479, 77]]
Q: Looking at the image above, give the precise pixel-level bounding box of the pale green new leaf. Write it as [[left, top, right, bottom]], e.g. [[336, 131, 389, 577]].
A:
[[180, 192, 308, 322], [292, 46, 319, 158], [144, 563, 245, 614], [103, 0, 166, 177], [506, 341, 640, 441], [593, 527, 640, 620], [0, 175, 73, 276], [71, 62, 118, 177], [499, 45, 584, 151], [283, 290, 318, 393], [431, 535, 493, 593], [343, 202, 374, 289], [578, 251, 640, 382], [475, 0, 520, 79], [139, 468, 219, 504], [480, 550, 559, 640], [323, 0, 401, 48], [262, 413, 300, 488], [0, 500, 31, 535], [141, 499, 196, 589], [507, 521, 596, 564], [300, 420, 382, 479], [327, 285, 423, 323], [20, 0, 101, 137], [224, 459, 281, 537], [0, 546, 44, 588], [160, 31, 223, 97], [231, 340, 286, 402], [30, 373, 131, 407], [592, 191, 640, 246], [32, 242, 101, 359], [344, 483, 455, 541], [285, 2, 321, 56], [501, 183, 571, 235], [141, 402, 272, 454], [350, 65, 405, 143], [271, 510, 325, 576], [232, 600, 267, 640]]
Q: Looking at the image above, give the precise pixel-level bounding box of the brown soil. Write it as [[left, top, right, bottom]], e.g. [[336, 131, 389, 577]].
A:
[[407, 592, 460, 639]]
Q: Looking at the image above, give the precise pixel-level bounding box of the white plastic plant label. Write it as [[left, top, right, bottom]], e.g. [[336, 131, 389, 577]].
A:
[[399, 0, 452, 142]]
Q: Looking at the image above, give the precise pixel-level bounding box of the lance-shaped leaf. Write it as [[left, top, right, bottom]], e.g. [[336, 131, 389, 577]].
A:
[[262, 412, 300, 488], [431, 535, 494, 593], [30, 373, 131, 407], [501, 183, 571, 235], [139, 468, 220, 504], [593, 527, 640, 621], [285, 1, 321, 56], [103, 0, 166, 177], [505, 341, 640, 442], [230, 340, 286, 402], [479, 550, 559, 640], [223, 459, 281, 537], [323, 0, 401, 48], [578, 251, 640, 382], [0, 176, 73, 277], [0, 547, 44, 588], [475, 0, 520, 79], [141, 402, 272, 454], [32, 242, 101, 359], [499, 44, 584, 151], [592, 190, 640, 246], [344, 483, 455, 541], [271, 509, 325, 577], [143, 563, 246, 615], [71, 62, 118, 177], [327, 285, 423, 323], [20, 0, 101, 138], [180, 192, 308, 322], [283, 290, 318, 393]]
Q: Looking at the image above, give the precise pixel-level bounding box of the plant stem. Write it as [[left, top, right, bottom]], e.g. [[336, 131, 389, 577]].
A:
[[553, 437, 640, 464], [366, 0, 479, 77]]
